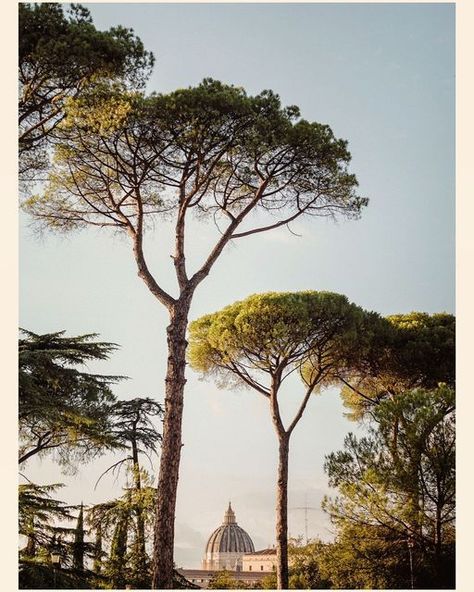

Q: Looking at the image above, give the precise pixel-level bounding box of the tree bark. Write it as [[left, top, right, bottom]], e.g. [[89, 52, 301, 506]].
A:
[[431, 504, 442, 586], [275, 432, 290, 590], [152, 299, 190, 589]]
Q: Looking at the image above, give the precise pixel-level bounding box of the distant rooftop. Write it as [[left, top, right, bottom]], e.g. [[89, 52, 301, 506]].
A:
[[244, 548, 277, 556]]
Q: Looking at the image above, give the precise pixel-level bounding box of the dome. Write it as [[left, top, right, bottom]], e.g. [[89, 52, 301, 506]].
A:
[[205, 503, 255, 554], [202, 503, 255, 571]]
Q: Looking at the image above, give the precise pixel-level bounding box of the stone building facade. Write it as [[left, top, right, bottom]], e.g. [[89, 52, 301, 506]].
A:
[[242, 548, 277, 573]]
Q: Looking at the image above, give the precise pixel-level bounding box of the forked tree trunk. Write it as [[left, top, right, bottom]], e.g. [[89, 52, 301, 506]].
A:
[[152, 299, 190, 589], [276, 432, 290, 590]]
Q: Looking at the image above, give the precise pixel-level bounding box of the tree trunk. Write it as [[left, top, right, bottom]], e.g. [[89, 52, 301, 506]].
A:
[[433, 498, 443, 584], [276, 432, 290, 590], [435, 504, 442, 558], [152, 300, 190, 589]]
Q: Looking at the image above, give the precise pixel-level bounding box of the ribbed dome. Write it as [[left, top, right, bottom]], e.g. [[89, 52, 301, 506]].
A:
[[205, 503, 255, 554]]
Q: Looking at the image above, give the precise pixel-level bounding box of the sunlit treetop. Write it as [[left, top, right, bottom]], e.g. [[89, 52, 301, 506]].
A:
[[188, 291, 379, 397], [24, 78, 367, 242]]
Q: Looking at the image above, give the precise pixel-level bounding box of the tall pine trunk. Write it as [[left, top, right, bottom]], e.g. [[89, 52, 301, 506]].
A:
[[276, 433, 290, 590], [152, 300, 190, 589]]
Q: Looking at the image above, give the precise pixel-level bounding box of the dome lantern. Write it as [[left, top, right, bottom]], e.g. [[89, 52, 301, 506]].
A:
[[223, 502, 236, 525]]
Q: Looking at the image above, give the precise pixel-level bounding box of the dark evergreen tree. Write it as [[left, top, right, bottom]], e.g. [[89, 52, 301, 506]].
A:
[[340, 312, 455, 420], [73, 503, 85, 572], [105, 510, 129, 589], [18, 484, 93, 589], [19, 2, 154, 184], [88, 475, 157, 589], [19, 329, 123, 469], [19, 483, 73, 556]]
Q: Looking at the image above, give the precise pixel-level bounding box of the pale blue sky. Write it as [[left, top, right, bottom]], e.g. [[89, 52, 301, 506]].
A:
[[20, 3, 455, 568]]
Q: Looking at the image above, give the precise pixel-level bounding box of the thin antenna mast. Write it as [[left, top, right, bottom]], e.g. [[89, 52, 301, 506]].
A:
[[291, 494, 317, 543]]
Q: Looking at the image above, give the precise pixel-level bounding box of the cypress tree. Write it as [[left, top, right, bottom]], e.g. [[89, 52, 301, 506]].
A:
[[73, 503, 85, 571], [107, 512, 129, 589]]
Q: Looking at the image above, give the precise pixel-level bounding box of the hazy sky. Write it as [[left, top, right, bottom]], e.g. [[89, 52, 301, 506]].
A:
[[20, 2, 455, 568]]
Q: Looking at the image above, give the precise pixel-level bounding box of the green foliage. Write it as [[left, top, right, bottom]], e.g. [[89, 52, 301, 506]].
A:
[[287, 538, 332, 589], [94, 397, 163, 488], [105, 510, 129, 589], [340, 312, 455, 420], [189, 290, 372, 395], [387, 312, 455, 387], [24, 78, 366, 235], [323, 386, 455, 588], [317, 523, 410, 589], [19, 483, 74, 556], [19, 329, 124, 469], [110, 397, 163, 459], [87, 472, 157, 589], [19, 483, 96, 588], [93, 522, 103, 575], [208, 570, 250, 589], [259, 573, 278, 589], [19, 3, 153, 182], [19, 559, 92, 589]]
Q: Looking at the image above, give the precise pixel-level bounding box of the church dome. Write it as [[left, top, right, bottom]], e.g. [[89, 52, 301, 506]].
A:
[[202, 503, 255, 570]]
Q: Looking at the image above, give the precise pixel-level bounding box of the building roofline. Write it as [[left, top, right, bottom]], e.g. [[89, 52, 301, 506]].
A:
[[243, 548, 277, 556]]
